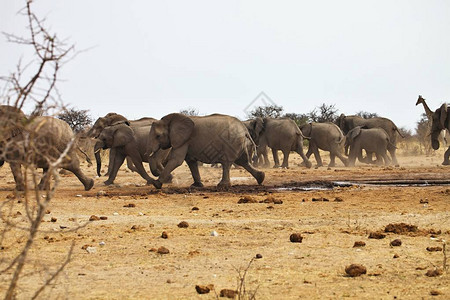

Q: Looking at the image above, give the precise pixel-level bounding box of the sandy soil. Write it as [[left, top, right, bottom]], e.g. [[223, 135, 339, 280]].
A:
[[1, 150, 449, 299]]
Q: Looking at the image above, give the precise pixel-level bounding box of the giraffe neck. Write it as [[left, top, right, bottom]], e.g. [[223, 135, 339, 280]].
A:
[[419, 99, 433, 119]]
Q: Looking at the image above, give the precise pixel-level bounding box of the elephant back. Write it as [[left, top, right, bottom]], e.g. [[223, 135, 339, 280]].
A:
[[26, 116, 74, 150]]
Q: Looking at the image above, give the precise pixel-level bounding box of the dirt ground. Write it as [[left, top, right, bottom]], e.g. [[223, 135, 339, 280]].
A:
[[1, 150, 449, 299]]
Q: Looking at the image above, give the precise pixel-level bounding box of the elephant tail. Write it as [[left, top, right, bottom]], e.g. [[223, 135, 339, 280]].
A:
[[395, 127, 405, 138], [336, 135, 346, 145], [77, 146, 92, 165], [297, 129, 311, 140], [388, 140, 398, 149]]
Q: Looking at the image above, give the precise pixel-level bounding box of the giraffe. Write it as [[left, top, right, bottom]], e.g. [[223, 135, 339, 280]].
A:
[[416, 95, 448, 153]]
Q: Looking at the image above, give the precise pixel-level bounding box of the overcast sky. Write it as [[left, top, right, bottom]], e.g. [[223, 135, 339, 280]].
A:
[[1, 1, 450, 130]]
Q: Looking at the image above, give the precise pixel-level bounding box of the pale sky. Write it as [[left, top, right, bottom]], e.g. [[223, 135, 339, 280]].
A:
[[1, 1, 450, 130]]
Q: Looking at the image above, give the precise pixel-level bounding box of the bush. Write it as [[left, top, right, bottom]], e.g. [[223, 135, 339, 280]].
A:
[[57, 108, 92, 133]]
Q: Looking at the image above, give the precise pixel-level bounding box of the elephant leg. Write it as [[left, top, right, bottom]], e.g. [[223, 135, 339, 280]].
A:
[[348, 148, 357, 167], [186, 158, 203, 188], [272, 149, 280, 168], [105, 148, 116, 176], [328, 153, 336, 167], [296, 144, 312, 169], [65, 155, 94, 191], [387, 146, 399, 166], [442, 146, 450, 165], [235, 153, 265, 185], [311, 145, 323, 167], [156, 145, 188, 187], [335, 151, 349, 167], [374, 153, 383, 165], [280, 150, 289, 168], [305, 145, 313, 159], [357, 149, 367, 164], [125, 146, 159, 188], [152, 160, 173, 183], [381, 151, 391, 166], [262, 149, 270, 167], [217, 162, 232, 190], [104, 151, 125, 186], [38, 167, 51, 190], [126, 156, 138, 173], [10, 162, 25, 191]]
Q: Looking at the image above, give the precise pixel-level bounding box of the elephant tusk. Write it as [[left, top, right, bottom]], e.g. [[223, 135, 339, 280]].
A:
[[94, 148, 101, 154]]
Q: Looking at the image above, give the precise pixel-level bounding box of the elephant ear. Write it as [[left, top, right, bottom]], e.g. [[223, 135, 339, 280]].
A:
[[112, 125, 134, 148], [253, 117, 264, 137], [350, 126, 362, 142], [163, 113, 194, 148], [439, 103, 448, 129]]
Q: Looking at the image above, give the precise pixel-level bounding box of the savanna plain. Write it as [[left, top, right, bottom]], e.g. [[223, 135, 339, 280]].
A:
[[1, 149, 449, 299]]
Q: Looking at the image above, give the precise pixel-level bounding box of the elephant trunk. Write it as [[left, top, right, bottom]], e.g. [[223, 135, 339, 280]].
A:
[[431, 129, 441, 150], [94, 140, 104, 176]]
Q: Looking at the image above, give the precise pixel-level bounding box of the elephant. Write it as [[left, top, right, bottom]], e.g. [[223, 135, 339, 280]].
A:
[[86, 113, 157, 176], [243, 118, 270, 167], [245, 117, 312, 169], [344, 126, 392, 167], [2, 115, 94, 191], [93, 122, 166, 188], [300, 122, 348, 167], [147, 113, 265, 189], [336, 114, 403, 166], [430, 103, 450, 165]]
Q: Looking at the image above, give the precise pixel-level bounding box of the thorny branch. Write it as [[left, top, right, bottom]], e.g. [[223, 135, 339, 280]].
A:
[[0, 1, 81, 299], [0, 0, 75, 114]]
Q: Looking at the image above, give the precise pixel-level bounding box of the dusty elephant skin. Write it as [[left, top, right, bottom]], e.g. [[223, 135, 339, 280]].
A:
[[345, 127, 393, 167], [1, 114, 94, 191], [93, 122, 170, 188], [148, 113, 265, 189], [88, 113, 163, 178], [336, 114, 403, 166], [300, 122, 348, 167], [244, 117, 312, 169]]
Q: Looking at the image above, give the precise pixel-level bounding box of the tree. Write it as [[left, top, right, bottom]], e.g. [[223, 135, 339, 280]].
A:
[[0, 1, 80, 299], [308, 103, 338, 123], [179, 107, 199, 116], [246, 104, 284, 119], [283, 112, 309, 126], [355, 111, 380, 119], [416, 113, 431, 154], [57, 108, 92, 133]]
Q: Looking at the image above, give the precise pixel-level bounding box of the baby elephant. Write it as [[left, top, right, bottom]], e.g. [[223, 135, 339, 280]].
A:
[[345, 126, 392, 167], [300, 122, 348, 167]]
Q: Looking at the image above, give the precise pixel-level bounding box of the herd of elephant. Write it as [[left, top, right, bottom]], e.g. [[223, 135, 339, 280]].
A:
[[0, 97, 449, 191]]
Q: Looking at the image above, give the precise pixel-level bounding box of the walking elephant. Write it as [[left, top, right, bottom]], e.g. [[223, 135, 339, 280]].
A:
[[93, 122, 168, 187], [430, 103, 450, 165], [86, 113, 157, 176], [245, 117, 312, 169], [147, 113, 265, 189], [2, 115, 94, 191], [300, 122, 348, 167], [243, 118, 270, 167], [344, 126, 392, 167], [336, 114, 403, 165]]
